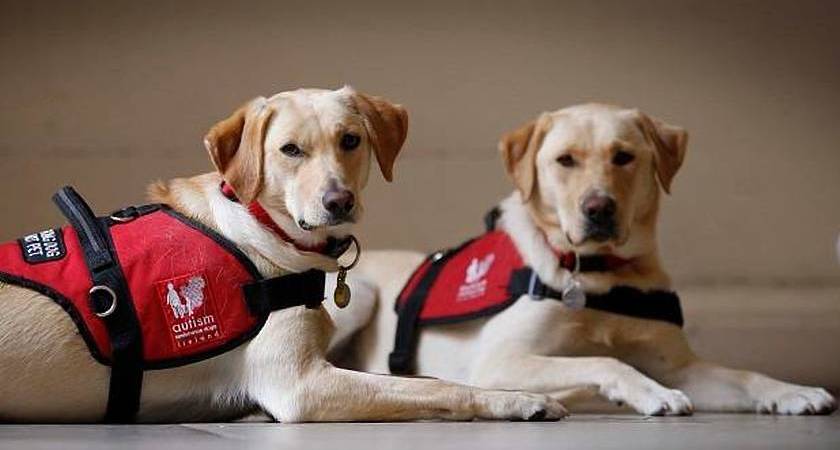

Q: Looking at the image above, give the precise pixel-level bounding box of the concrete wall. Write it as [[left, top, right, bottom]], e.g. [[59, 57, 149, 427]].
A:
[[2, 0, 839, 286]]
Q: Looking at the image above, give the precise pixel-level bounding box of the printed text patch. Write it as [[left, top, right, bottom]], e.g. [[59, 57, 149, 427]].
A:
[[19, 229, 66, 264]]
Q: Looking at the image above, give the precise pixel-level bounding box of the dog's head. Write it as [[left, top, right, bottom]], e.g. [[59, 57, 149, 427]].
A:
[[500, 103, 687, 253], [204, 86, 407, 244]]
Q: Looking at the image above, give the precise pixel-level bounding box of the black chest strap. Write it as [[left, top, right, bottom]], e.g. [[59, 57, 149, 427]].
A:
[[243, 269, 326, 315], [508, 268, 684, 327], [53, 186, 145, 424], [388, 239, 477, 375]]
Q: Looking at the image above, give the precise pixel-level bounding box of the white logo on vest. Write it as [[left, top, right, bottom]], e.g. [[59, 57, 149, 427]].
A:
[[458, 254, 495, 301], [166, 276, 206, 319], [160, 274, 221, 349]]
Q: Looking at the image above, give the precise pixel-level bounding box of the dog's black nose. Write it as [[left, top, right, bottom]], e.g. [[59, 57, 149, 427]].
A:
[[322, 188, 355, 218], [581, 194, 617, 222]]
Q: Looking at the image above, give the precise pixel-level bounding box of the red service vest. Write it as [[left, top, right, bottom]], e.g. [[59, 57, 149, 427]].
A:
[[396, 231, 524, 323], [0, 206, 265, 369]]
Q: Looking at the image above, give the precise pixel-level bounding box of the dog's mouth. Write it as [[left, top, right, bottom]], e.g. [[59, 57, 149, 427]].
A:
[[583, 227, 616, 243], [566, 224, 621, 247], [296, 209, 359, 238], [297, 219, 316, 231], [297, 215, 357, 232]]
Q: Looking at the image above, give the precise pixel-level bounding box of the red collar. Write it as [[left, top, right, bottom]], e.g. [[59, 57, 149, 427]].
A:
[[541, 231, 632, 272], [220, 182, 329, 254]]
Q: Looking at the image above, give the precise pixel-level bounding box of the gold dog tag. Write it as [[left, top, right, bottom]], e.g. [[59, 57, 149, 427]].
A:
[[333, 235, 360, 309], [334, 268, 351, 308]]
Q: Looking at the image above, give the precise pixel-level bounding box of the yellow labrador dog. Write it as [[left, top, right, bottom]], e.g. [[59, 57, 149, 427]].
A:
[[0, 87, 566, 423], [330, 103, 837, 416]]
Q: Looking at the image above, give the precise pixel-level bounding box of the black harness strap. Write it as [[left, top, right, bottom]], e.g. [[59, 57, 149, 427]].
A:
[[508, 268, 684, 327], [388, 240, 476, 375], [53, 186, 144, 423], [484, 207, 502, 232], [388, 254, 438, 375], [243, 269, 326, 315]]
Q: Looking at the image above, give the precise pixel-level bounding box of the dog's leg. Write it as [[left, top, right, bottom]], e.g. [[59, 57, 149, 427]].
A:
[[245, 308, 566, 422], [471, 354, 693, 416], [660, 360, 837, 415], [629, 331, 837, 414], [255, 363, 568, 422]]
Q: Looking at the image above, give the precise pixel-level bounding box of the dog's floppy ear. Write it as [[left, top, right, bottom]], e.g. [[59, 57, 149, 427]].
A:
[[351, 90, 409, 182], [637, 112, 688, 194], [499, 113, 552, 201], [204, 97, 273, 203]]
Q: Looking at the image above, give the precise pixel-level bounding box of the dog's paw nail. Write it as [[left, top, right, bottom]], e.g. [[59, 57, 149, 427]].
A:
[[527, 409, 547, 421]]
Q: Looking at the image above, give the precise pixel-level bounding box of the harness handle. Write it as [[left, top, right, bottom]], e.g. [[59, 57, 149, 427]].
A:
[[53, 186, 144, 423]]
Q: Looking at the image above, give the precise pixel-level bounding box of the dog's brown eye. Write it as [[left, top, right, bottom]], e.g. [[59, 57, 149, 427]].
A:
[[612, 150, 635, 166], [340, 133, 361, 151], [556, 154, 576, 168], [280, 143, 303, 158]]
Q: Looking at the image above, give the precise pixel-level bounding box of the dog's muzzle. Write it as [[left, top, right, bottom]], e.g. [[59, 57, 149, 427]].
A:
[[322, 187, 356, 224], [581, 193, 617, 242]]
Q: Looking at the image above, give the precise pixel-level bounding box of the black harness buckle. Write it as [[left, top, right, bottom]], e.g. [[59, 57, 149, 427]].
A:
[[526, 271, 545, 300], [110, 206, 140, 223], [109, 204, 161, 224]]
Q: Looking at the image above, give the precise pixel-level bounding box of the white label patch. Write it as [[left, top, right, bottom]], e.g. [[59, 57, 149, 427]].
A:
[[457, 253, 495, 301], [157, 273, 223, 351]]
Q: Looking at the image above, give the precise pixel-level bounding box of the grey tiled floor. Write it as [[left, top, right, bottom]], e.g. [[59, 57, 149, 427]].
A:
[[0, 414, 838, 450]]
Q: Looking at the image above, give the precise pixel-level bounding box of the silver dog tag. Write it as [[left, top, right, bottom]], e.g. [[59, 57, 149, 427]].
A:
[[562, 277, 586, 310]]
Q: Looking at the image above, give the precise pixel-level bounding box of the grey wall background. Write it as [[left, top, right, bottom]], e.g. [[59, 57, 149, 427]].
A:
[[1, 0, 839, 286]]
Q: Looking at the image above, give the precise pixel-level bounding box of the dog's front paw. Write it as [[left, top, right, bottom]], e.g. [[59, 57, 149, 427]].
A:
[[476, 391, 568, 421], [603, 379, 694, 416], [756, 386, 837, 415]]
